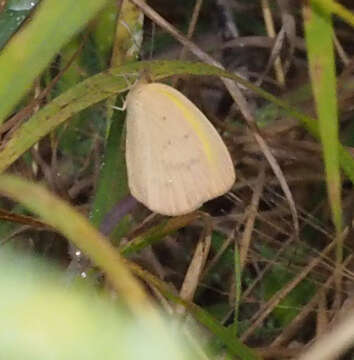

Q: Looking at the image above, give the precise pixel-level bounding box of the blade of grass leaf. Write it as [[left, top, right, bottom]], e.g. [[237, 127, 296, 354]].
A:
[[312, 0, 354, 28], [90, 112, 131, 241], [0, 0, 39, 50], [90, 1, 143, 243], [120, 212, 199, 256], [0, 60, 354, 186], [0, 173, 260, 360], [102, 0, 143, 137], [304, 2, 343, 281], [0, 0, 109, 122], [0, 174, 155, 316], [126, 260, 262, 360]]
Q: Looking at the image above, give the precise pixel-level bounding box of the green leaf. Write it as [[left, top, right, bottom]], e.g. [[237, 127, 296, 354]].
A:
[[0, 250, 198, 360], [0, 0, 109, 122], [0, 174, 152, 315], [0, 0, 39, 49], [304, 1, 342, 255], [90, 111, 131, 241], [0, 59, 354, 190]]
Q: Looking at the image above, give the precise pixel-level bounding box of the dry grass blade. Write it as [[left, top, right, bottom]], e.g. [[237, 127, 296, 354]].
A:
[[239, 163, 266, 268], [260, 0, 285, 86], [173, 0, 203, 87], [178, 0, 203, 60], [277, 0, 297, 73], [297, 304, 354, 360], [316, 290, 329, 336], [241, 241, 336, 341], [177, 213, 212, 314], [241, 235, 296, 302], [303, 0, 343, 312], [271, 255, 353, 346]]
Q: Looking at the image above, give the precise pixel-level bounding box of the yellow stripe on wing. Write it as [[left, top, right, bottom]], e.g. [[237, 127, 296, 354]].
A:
[[155, 87, 215, 166]]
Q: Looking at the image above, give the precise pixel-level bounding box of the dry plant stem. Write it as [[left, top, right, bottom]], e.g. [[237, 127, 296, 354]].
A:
[[245, 195, 343, 277], [333, 32, 349, 65], [261, 0, 285, 86], [317, 290, 329, 336], [257, 346, 298, 359], [239, 163, 265, 268], [255, 27, 285, 88], [297, 305, 354, 360], [127, 211, 157, 236], [254, 207, 292, 238], [129, 0, 300, 239], [213, 36, 275, 51], [226, 190, 330, 264], [217, 0, 239, 38], [177, 213, 212, 314], [261, 185, 344, 259], [202, 227, 235, 278], [0, 0, 7, 14], [277, 0, 296, 73], [0, 209, 47, 229], [172, 0, 203, 87], [178, 0, 203, 61], [253, 132, 299, 236], [234, 174, 325, 190], [241, 241, 336, 341], [241, 235, 296, 302], [277, 194, 330, 238], [333, 229, 348, 312], [271, 255, 352, 346]]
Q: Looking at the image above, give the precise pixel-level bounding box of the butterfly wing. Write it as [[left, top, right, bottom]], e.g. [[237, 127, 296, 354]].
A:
[[126, 83, 235, 216]]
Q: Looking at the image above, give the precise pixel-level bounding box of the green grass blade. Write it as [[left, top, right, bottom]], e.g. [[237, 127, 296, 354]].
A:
[[0, 0, 39, 49], [0, 174, 153, 315], [312, 0, 354, 27], [128, 261, 262, 360], [0, 0, 109, 122], [0, 172, 261, 359], [233, 243, 242, 337], [90, 1, 143, 239], [0, 60, 354, 188], [90, 112, 131, 238], [304, 1, 342, 250], [0, 251, 198, 360], [120, 213, 199, 256]]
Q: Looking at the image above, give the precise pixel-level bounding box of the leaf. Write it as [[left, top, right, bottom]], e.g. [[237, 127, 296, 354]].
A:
[[0, 0, 109, 122], [0, 174, 152, 315], [304, 1, 342, 255], [0, 249, 197, 360]]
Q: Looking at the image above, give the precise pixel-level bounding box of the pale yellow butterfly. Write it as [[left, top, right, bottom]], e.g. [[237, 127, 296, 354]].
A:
[[125, 81, 235, 216]]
